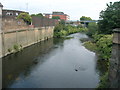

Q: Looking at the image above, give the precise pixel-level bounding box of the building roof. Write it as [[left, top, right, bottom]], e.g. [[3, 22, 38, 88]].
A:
[[52, 12, 64, 15], [0, 3, 3, 7], [44, 13, 51, 15], [2, 9, 29, 14], [3, 9, 27, 13]]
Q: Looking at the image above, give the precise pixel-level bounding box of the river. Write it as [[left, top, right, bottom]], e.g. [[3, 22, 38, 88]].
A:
[[3, 33, 100, 88]]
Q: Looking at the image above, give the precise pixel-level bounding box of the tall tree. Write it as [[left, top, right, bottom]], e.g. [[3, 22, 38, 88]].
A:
[[98, 1, 120, 34], [80, 16, 92, 27], [80, 16, 92, 21]]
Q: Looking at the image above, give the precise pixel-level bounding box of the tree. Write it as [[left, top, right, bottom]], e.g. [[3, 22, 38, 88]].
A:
[[98, 1, 120, 34], [80, 16, 92, 27], [17, 13, 32, 25], [87, 22, 98, 37], [52, 16, 60, 20], [31, 13, 43, 18], [80, 16, 92, 21]]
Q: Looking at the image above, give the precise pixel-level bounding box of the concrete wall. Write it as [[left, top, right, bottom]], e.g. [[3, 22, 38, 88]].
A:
[[109, 28, 120, 88], [1, 26, 54, 57]]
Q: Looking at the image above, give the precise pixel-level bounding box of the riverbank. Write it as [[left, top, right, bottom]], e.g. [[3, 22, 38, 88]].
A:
[[80, 34, 113, 88]]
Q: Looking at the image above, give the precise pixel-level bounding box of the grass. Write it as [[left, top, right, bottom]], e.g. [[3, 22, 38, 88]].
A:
[[83, 41, 97, 52]]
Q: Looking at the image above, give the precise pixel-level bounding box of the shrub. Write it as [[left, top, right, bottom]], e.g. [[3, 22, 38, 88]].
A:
[[17, 13, 32, 25], [96, 35, 113, 60], [97, 72, 109, 88], [84, 41, 97, 52], [87, 22, 98, 37]]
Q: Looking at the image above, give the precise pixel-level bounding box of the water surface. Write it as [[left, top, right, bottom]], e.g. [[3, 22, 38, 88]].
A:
[[3, 33, 99, 88]]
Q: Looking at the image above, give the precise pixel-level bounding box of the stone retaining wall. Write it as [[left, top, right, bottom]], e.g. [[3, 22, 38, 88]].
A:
[[109, 28, 120, 88], [0, 26, 54, 57]]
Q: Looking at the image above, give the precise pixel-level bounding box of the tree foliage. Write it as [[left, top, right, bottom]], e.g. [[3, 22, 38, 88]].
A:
[[87, 22, 98, 37], [80, 16, 92, 21], [52, 16, 60, 20], [31, 13, 43, 18], [80, 16, 92, 27], [54, 20, 88, 38], [98, 1, 120, 34], [93, 34, 113, 60], [17, 13, 32, 25]]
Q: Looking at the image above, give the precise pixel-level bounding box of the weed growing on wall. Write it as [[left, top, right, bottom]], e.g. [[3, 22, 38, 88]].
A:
[[13, 44, 19, 52]]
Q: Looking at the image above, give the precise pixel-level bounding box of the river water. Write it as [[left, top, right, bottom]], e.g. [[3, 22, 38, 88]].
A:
[[3, 33, 100, 88]]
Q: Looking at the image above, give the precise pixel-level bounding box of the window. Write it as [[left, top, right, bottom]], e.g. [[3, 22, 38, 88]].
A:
[[6, 12, 13, 15], [16, 13, 18, 16]]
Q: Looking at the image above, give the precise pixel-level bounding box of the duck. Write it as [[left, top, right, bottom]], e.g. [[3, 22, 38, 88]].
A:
[[75, 69, 78, 71]]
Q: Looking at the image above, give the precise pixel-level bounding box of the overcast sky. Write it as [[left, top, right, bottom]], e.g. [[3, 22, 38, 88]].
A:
[[0, 0, 119, 20]]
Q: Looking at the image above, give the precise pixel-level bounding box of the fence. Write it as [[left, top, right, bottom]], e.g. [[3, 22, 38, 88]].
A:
[[32, 16, 59, 27]]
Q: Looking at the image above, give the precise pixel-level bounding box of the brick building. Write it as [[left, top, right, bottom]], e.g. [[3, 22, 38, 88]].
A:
[[44, 12, 70, 21]]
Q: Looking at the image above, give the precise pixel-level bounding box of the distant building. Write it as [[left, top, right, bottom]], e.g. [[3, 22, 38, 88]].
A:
[[2, 9, 29, 18], [43, 13, 52, 19], [44, 11, 70, 21]]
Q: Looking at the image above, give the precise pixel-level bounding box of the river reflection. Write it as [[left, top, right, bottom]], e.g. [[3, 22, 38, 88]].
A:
[[3, 33, 100, 88]]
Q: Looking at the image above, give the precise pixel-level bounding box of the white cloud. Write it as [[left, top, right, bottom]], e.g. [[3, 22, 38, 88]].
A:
[[0, 0, 119, 20]]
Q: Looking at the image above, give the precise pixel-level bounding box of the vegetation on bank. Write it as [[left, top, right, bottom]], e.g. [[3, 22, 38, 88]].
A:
[[53, 1, 119, 88], [80, 1, 120, 88], [97, 72, 109, 88], [83, 31, 112, 88], [54, 20, 88, 38]]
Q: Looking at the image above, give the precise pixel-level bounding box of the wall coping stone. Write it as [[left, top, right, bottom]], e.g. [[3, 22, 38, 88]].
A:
[[113, 28, 120, 33]]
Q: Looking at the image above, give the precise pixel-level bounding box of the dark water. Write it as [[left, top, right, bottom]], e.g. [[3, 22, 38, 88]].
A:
[[3, 33, 100, 88]]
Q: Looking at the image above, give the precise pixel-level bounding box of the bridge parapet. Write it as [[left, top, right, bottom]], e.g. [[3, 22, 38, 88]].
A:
[[79, 20, 98, 23], [113, 28, 120, 44]]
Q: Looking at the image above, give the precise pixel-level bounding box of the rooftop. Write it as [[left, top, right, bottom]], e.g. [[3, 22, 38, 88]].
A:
[[3, 9, 27, 13], [52, 12, 64, 15]]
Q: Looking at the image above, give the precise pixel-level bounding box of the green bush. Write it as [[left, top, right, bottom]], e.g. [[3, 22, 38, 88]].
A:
[[83, 34, 113, 60], [84, 41, 97, 52], [97, 72, 109, 88], [17, 13, 32, 25], [96, 35, 113, 60], [87, 22, 98, 37]]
